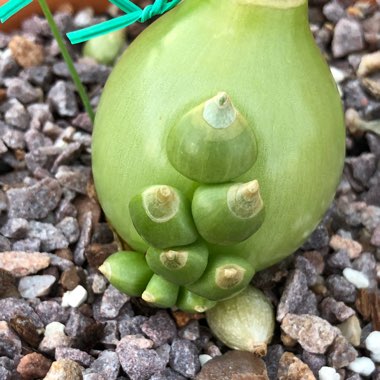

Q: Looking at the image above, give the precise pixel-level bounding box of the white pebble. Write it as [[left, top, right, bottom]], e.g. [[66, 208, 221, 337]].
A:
[[366, 331, 380, 354], [61, 285, 88, 308], [371, 352, 380, 364], [330, 66, 347, 83], [199, 354, 212, 367], [342, 268, 370, 289], [348, 357, 375, 376], [45, 322, 65, 337], [318, 366, 340, 380]]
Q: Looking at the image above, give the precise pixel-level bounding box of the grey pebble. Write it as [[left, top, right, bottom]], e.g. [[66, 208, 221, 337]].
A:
[[99, 285, 130, 320], [5, 77, 41, 104], [116, 335, 166, 380], [320, 297, 355, 323], [85, 350, 120, 380], [0, 54, 19, 79], [35, 300, 70, 325], [327, 334, 358, 368], [118, 316, 148, 338], [65, 309, 94, 338], [302, 224, 329, 250], [0, 298, 43, 327], [141, 311, 177, 347], [7, 177, 62, 220], [149, 368, 186, 380], [47, 253, 74, 271], [346, 153, 377, 189], [323, 1, 345, 23], [39, 332, 72, 356], [72, 113, 93, 132], [47, 81, 78, 117], [169, 338, 200, 378], [4, 99, 30, 130], [0, 236, 11, 251], [18, 275, 56, 299], [0, 321, 22, 359], [53, 62, 111, 85], [73, 211, 92, 265], [294, 255, 318, 286], [332, 18, 365, 58], [326, 274, 357, 303], [277, 269, 318, 321], [301, 351, 326, 376], [100, 321, 119, 346], [343, 80, 370, 111], [327, 250, 352, 270], [89, 273, 107, 294], [1, 124, 25, 150], [55, 165, 91, 194], [178, 320, 200, 341], [27, 103, 53, 130], [24, 129, 52, 152], [0, 218, 28, 239], [12, 237, 41, 252], [21, 65, 52, 87], [55, 347, 94, 367], [56, 216, 80, 244], [27, 221, 68, 251], [352, 252, 377, 288], [52, 142, 83, 173], [264, 344, 284, 380], [25, 145, 63, 172]]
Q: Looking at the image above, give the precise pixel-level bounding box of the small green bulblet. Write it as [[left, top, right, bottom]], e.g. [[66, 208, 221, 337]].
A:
[[99, 251, 153, 296], [129, 185, 198, 249], [176, 288, 217, 313], [187, 255, 255, 301], [166, 92, 257, 184], [192, 180, 265, 245], [146, 241, 209, 286], [142, 274, 179, 308]]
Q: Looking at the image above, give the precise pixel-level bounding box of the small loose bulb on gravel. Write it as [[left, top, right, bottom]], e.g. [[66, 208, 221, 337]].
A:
[[206, 286, 274, 355], [166, 92, 257, 183], [129, 185, 198, 249]]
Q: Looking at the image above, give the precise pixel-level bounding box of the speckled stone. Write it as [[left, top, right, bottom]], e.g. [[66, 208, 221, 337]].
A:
[[47, 81, 78, 117], [43, 359, 83, 380], [116, 335, 166, 380], [0, 321, 22, 359], [278, 352, 316, 380], [141, 311, 177, 347], [170, 338, 200, 378], [55, 347, 94, 367], [277, 270, 318, 321], [85, 350, 120, 380], [327, 334, 358, 368], [99, 285, 130, 320], [281, 314, 338, 354], [6, 178, 62, 219], [326, 275, 357, 303], [0, 251, 50, 277]]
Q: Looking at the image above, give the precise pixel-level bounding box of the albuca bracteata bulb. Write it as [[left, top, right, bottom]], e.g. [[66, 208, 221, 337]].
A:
[[94, 0, 345, 312]]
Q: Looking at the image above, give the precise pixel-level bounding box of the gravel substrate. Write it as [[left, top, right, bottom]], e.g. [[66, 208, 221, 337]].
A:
[[0, 0, 380, 379]]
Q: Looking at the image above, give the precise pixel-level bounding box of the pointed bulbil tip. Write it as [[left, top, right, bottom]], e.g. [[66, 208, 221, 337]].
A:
[[156, 185, 174, 203], [98, 262, 111, 280], [142, 291, 156, 303], [203, 91, 237, 129]]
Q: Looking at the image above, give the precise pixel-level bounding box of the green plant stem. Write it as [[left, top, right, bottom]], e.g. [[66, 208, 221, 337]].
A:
[[38, 0, 95, 122]]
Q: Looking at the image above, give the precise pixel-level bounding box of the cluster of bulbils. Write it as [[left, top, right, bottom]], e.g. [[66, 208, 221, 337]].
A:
[[100, 92, 265, 312]]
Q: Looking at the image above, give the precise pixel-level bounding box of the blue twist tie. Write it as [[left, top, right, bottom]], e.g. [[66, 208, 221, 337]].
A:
[[67, 0, 182, 44], [0, 0, 33, 23]]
